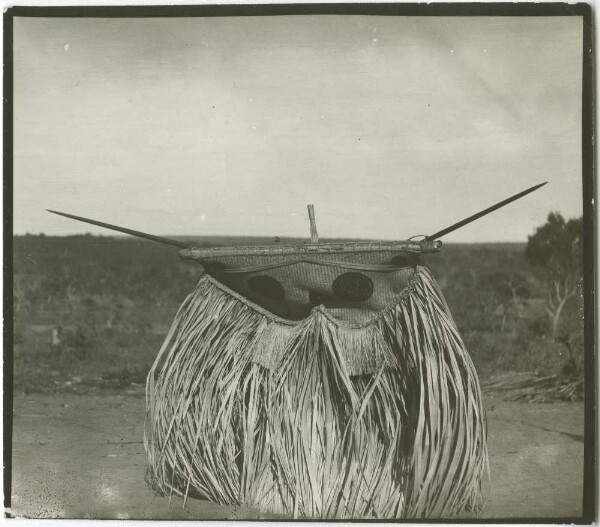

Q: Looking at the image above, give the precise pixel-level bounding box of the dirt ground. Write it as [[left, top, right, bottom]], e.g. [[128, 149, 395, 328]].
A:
[[8, 390, 584, 520]]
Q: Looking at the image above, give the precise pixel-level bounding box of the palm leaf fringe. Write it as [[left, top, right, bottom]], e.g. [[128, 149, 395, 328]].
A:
[[144, 266, 489, 518]]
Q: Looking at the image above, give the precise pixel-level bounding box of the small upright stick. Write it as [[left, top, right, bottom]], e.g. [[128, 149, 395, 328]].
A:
[[307, 204, 319, 243]]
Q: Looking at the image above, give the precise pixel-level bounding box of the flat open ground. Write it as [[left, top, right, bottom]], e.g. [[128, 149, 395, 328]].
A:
[[9, 391, 584, 520]]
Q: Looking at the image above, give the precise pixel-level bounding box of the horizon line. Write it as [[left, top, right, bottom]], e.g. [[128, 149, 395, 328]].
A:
[[12, 232, 530, 245]]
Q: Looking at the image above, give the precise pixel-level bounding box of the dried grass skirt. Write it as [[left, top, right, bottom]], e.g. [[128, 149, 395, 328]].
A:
[[144, 266, 489, 518]]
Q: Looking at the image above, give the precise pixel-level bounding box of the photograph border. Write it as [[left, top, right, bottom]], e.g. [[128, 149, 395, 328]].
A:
[[3, 3, 595, 522]]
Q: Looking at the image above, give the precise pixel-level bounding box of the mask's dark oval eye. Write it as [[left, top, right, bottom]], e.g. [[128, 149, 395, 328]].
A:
[[332, 272, 374, 302], [248, 275, 285, 301], [391, 254, 420, 267]]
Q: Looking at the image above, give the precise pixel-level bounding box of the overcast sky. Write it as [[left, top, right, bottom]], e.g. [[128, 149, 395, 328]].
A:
[[14, 15, 583, 242]]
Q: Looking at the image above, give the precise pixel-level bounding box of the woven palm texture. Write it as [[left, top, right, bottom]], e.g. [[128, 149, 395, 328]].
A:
[[144, 263, 489, 519]]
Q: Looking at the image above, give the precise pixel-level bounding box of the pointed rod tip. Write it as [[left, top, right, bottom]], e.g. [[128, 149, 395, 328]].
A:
[[527, 181, 547, 192], [47, 209, 69, 217]]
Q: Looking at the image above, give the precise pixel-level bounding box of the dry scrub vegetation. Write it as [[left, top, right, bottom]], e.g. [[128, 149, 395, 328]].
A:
[[12, 222, 584, 399]]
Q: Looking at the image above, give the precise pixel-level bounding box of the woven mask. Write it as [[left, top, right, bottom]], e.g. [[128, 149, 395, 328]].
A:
[[49, 181, 544, 518], [143, 214, 488, 519]]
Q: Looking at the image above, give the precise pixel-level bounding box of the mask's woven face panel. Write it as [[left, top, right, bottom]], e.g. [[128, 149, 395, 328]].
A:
[[197, 251, 420, 324]]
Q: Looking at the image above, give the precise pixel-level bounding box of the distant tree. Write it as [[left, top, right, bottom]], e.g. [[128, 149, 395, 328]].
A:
[[525, 212, 583, 337]]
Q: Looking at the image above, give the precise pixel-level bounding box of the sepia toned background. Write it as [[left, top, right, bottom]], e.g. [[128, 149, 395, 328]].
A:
[[14, 15, 582, 241]]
